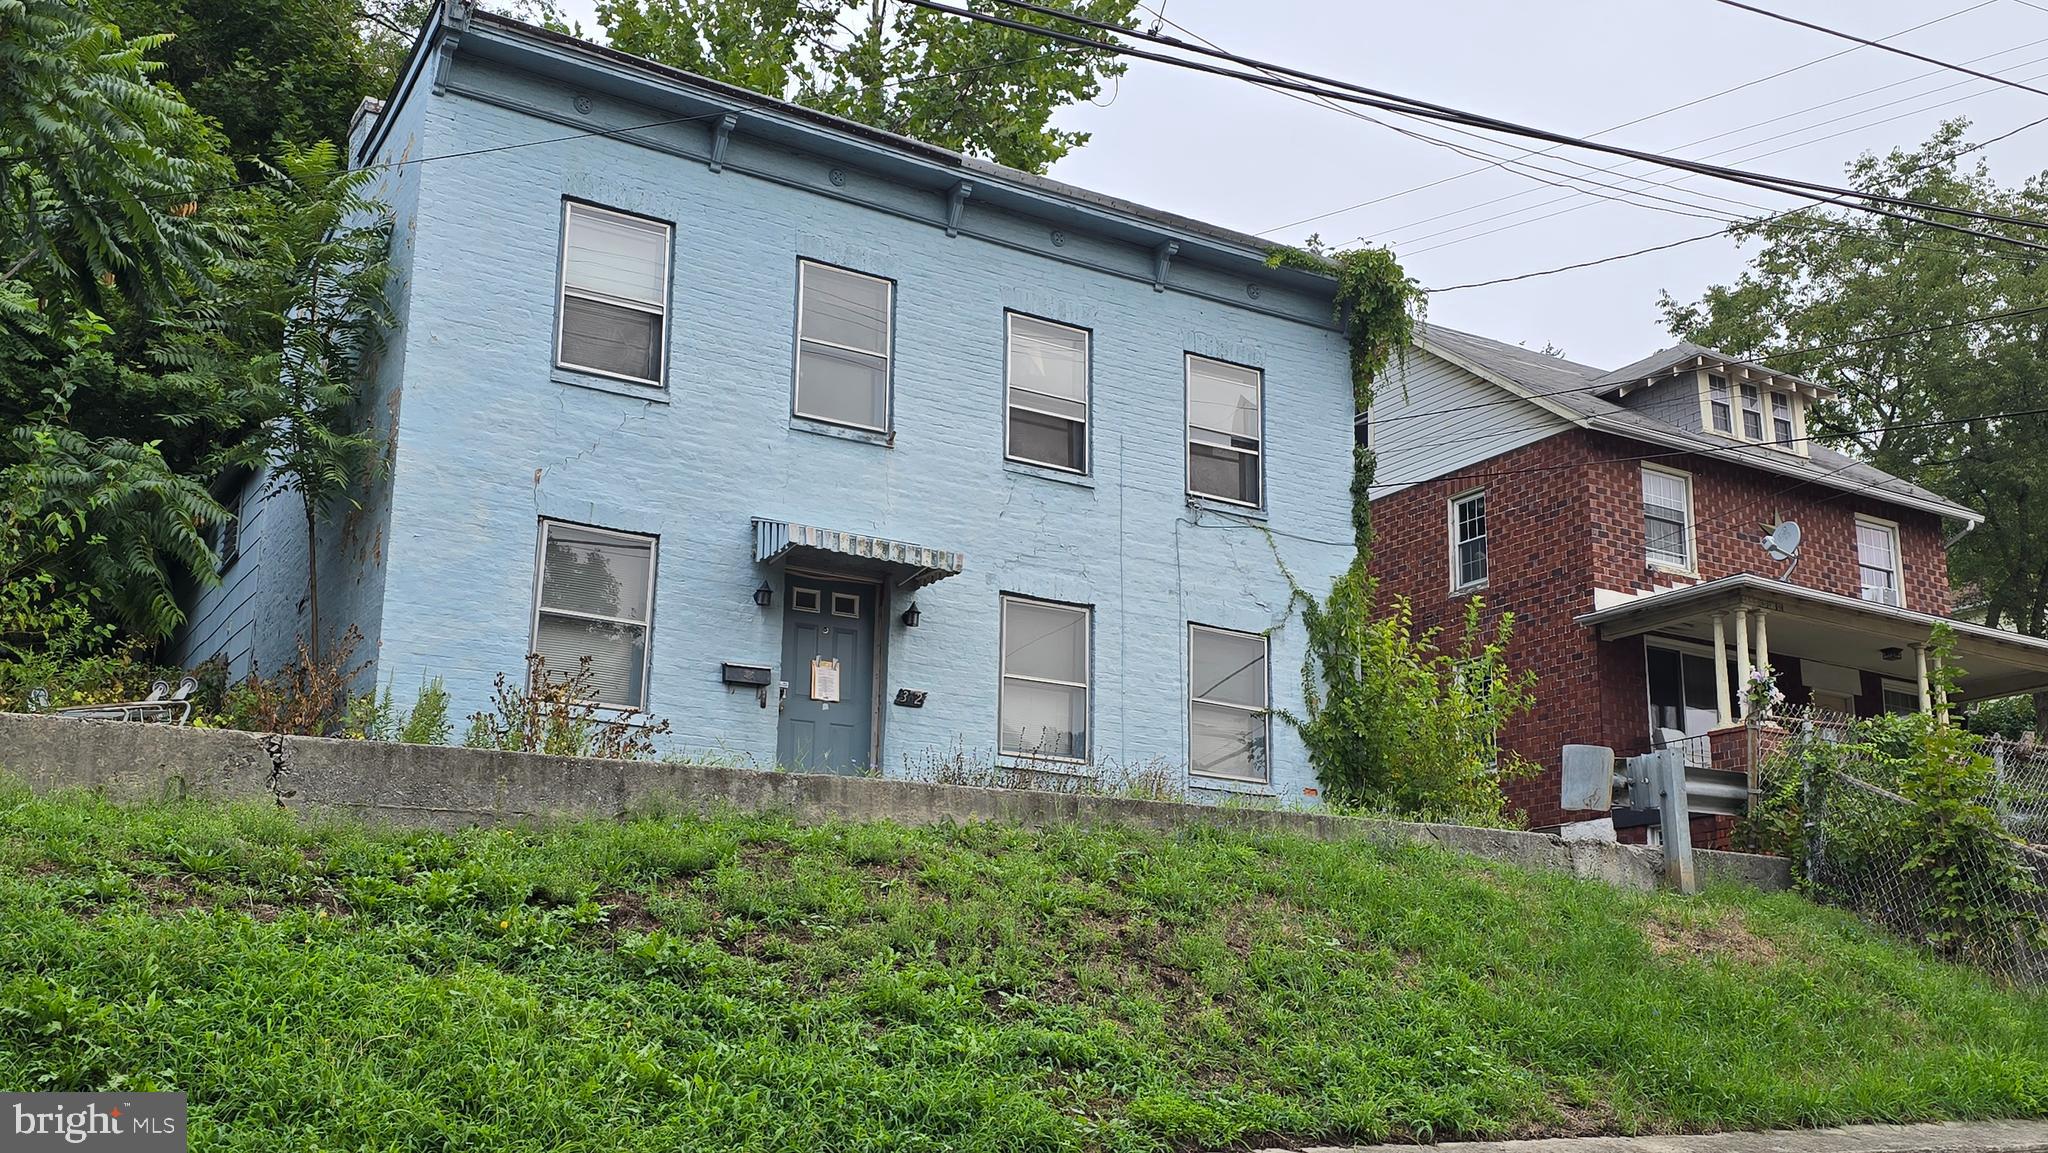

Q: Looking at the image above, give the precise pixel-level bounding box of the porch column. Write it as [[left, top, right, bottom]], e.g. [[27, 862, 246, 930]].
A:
[[1754, 608, 1771, 678], [1915, 643, 1931, 713], [1933, 649, 1950, 723], [1733, 607, 1752, 720], [1711, 613, 1733, 728]]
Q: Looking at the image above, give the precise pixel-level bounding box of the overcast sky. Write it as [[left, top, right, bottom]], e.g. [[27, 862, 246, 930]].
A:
[[555, 0, 2048, 369]]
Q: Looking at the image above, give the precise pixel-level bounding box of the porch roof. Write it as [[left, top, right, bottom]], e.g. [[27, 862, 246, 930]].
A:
[[1575, 574, 2048, 703], [752, 518, 965, 591]]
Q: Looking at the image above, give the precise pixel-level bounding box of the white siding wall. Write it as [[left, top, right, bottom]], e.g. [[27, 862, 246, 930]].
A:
[[1367, 350, 1571, 494]]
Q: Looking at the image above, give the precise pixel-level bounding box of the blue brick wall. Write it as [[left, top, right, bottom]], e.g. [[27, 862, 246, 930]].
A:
[[190, 32, 1357, 804]]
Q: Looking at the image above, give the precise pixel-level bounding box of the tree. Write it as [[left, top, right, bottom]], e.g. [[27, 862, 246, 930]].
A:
[[212, 142, 395, 665], [1660, 119, 2048, 726], [2, 0, 235, 641], [595, 0, 1137, 173], [93, 0, 402, 163]]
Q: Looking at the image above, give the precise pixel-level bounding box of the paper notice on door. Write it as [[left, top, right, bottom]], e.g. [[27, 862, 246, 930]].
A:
[[810, 657, 841, 703]]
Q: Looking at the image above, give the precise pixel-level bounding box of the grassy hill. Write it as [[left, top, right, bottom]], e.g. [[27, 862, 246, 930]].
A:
[[2, 780, 2044, 1151]]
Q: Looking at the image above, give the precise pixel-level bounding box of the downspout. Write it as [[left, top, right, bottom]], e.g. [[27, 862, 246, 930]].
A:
[[1943, 516, 1979, 551]]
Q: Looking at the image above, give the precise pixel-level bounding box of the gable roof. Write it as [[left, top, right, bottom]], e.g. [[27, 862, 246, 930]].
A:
[[1589, 342, 1833, 401], [1416, 324, 1979, 525]]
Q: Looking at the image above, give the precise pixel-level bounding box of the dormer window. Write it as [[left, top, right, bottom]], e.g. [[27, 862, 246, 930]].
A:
[[1702, 371, 1806, 454], [1739, 384, 1764, 440]]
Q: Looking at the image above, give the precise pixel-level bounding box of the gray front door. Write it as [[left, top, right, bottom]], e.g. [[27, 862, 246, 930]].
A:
[[778, 575, 876, 773]]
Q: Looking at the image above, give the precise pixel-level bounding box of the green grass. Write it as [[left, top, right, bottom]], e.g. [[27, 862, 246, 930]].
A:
[[1, 781, 2044, 1151]]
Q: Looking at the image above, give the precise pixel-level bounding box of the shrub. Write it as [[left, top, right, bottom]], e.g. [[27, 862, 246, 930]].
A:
[[463, 653, 669, 760], [339, 678, 453, 745], [1282, 565, 1536, 825], [209, 628, 368, 736]]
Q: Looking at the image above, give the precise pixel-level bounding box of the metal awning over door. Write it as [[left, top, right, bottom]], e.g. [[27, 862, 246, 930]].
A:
[[752, 518, 965, 590]]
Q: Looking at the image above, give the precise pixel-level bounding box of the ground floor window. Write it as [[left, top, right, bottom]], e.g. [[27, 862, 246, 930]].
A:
[[1645, 643, 1732, 744], [999, 596, 1090, 760], [1189, 624, 1269, 782], [532, 520, 656, 709]]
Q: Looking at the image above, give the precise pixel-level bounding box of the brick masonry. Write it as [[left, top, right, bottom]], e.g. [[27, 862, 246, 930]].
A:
[[1371, 427, 1952, 835]]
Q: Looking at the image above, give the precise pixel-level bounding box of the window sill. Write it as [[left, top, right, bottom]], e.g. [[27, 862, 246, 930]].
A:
[[1646, 561, 1697, 579], [553, 368, 670, 403], [1452, 580, 1488, 598], [1003, 460, 1095, 489], [996, 758, 1094, 779], [1188, 774, 1277, 798], [790, 415, 891, 447], [1187, 495, 1267, 521]]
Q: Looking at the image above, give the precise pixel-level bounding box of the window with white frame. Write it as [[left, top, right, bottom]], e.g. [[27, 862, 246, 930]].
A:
[[1186, 355, 1263, 506], [1771, 391, 1795, 444], [532, 521, 656, 710], [1005, 314, 1089, 472], [794, 260, 892, 431], [556, 201, 670, 385], [999, 597, 1090, 760], [1707, 373, 1733, 434], [1856, 516, 1903, 606], [1189, 624, 1269, 783], [1642, 466, 1693, 569], [1450, 490, 1487, 591], [1739, 383, 1764, 440]]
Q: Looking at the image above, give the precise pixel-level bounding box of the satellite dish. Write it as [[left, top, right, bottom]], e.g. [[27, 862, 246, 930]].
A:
[[1762, 519, 1802, 578], [1762, 520, 1802, 562]]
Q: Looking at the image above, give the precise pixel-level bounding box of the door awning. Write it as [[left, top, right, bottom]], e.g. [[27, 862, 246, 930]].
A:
[[752, 518, 965, 591]]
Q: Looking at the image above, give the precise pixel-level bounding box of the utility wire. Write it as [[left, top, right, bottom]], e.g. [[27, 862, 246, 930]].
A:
[[966, 0, 2048, 244], [1710, 0, 2048, 98]]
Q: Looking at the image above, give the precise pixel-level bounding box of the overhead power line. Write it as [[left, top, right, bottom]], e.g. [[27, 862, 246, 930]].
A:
[[942, 0, 2048, 255], [1259, 0, 2004, 237], [1710, 0, 2048, 99]]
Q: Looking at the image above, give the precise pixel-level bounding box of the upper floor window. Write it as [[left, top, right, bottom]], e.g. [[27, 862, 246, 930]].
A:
[[1189, 624, 1269, 783], [1451, 489, 1487, 592], [1005, 314, 1089, 473], [1771, 391, 1795, 444], [795, 260, 892, 432], [532, 520, 656, 710], [1642, 465, 1694, 570], [1187, 355, 1263, 507], [1739, 383, 1764, 440], [1857, 516, 1902, 607], [556, 201, 670, 386], [999, 596, 1090, 761], [1708, 374, 1733, 434]]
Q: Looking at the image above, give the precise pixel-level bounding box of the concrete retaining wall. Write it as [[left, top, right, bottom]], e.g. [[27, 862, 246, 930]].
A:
[[0, 712, 1790, 893]]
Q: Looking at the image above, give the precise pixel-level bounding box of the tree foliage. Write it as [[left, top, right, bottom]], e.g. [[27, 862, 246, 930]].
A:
[[595, 0, 1138, 172]]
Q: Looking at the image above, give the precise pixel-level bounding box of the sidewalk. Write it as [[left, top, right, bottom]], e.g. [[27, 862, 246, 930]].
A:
[[1258, 1120, 2048, 1153]]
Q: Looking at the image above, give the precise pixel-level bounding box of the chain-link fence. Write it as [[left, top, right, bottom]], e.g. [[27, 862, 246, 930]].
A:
[[1763, 709, 2048, 985]]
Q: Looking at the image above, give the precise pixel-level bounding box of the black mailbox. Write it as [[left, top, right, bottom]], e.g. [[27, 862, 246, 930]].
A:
[[722, 663, 773, 687]]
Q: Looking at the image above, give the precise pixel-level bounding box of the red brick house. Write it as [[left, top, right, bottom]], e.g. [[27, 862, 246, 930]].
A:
[[1367, 324, 2048, 841]]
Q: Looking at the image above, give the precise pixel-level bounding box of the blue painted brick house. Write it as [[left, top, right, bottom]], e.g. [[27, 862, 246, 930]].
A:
[[175, 0, 1356, 801]]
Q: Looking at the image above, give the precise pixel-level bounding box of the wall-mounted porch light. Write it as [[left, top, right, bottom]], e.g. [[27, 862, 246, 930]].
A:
[[900, 602, 921, 628], [1880, 646, 1904, 662], [753, 582, 774, 608]]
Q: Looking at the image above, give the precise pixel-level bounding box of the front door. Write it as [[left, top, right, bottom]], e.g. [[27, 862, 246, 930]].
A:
[[778, 575, 876, 774]]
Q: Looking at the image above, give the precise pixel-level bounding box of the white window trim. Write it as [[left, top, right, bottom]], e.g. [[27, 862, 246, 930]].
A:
[[998, 595, 1092, 764], [1187, 623, 1271, 784], [554, 200, 671, 388], [1703, 372, 1734, 435], [1003, 311, 1091, 475], [1448, 488, 1488, 594], [1698, 371, 1810, 457], [1184, 353, 1265, 509], [530, 519, 657, 712], [1641, 463, 1697, 573], [793, 259, 893, 433], [1855, 514, 1905, 608]]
